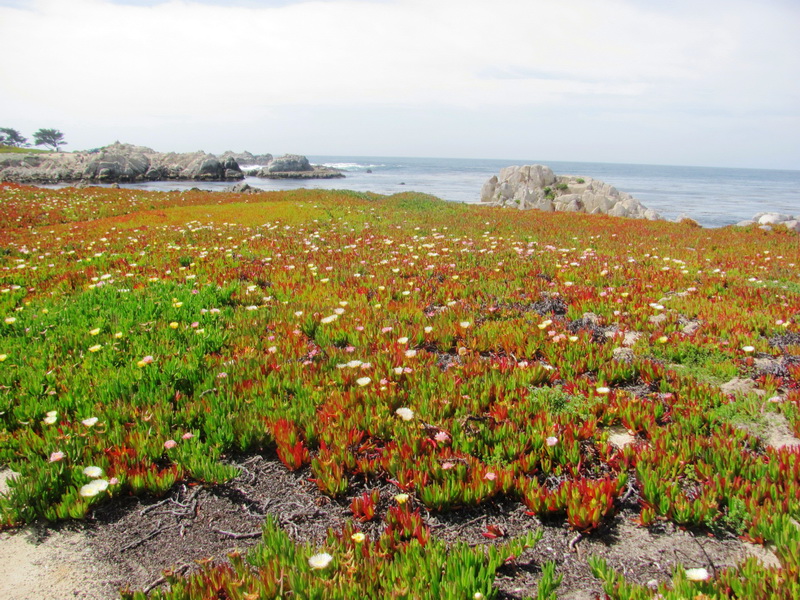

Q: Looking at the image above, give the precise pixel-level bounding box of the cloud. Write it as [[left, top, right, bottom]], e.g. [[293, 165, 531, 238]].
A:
[[0, 0, 797, 166]]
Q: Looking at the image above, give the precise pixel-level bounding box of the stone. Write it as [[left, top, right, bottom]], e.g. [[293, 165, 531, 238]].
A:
[[0, 142, 245, 183], [783, 220, 800, 232], [480, 165, 660, 220], [224, 182, 256, 194], [265, 154, 313, 173], [480, 176, 498, 203], [758, 213, 792, 225]]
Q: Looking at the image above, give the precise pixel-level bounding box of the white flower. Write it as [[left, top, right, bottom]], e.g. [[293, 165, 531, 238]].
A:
[[308, 552, 333, 570], [83, 466, 103, 478], [79, 479, 109, 497], [43, 411, 57, 425], [546, 436, 559, 447], [320, 315, 338, 324], [397, 337, 409, 344], [356, 377, 371, 387], [459, 321, 471, 328], [596, 386, 611, 394], [395, 407, 414, 421], [684, 567, 710, 581], [405, 349, 417, 358], [741, 345, 755, 353], [424, 326, 433, 333], [81, 417, 99, 427], [346, 360, 363, 368]]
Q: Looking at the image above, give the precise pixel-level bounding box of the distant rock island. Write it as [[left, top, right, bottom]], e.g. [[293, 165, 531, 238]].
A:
[[481, 164, 660, 220], [0, 142, 343, 184]]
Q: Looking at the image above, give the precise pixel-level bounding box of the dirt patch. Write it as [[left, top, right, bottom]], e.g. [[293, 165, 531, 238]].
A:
[[760, 412, 800, 449], [0, 458, 780, 598], [0, 523, 117, 600]]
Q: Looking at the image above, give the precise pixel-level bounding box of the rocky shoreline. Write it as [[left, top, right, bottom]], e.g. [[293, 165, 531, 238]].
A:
[[0, 142, 342, 184]]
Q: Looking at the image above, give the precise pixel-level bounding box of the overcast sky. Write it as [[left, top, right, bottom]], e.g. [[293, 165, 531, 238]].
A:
[[1, 0, 798, 169]]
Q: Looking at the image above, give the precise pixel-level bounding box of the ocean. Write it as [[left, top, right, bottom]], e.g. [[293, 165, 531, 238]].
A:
[[79, 156, 800, 228]]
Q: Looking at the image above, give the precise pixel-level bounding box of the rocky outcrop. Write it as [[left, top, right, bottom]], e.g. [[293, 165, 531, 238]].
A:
[[223, 182, 258, 194], [264, 154, 312, 173], [252, 154, 344, 179], [0, 142, 244, 183], [736, 212, 800, 232], [219, 151, 273, 166], [481, 164, 660, 220]]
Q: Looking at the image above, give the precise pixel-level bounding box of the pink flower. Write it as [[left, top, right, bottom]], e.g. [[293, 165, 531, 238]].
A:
[[356, 326, 364, 332], [442, 461, 455, 470], [49, 451, 65, 463], [434, 431, 450, 444], [546, 436, 559, 447], [191, 321, 199, 328], [217, 372, 228, 379], [182, 432, 194, 440], [140, 355, 154, 365], [164, 439, 178, 449], [345, 345, 355, 353], [109, 477, 119, 485], [484, 472, 497, 481]]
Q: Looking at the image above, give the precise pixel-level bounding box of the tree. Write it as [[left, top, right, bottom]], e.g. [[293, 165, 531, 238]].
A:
[[33, 128, 67, 152], [0, 128, 28, 147]]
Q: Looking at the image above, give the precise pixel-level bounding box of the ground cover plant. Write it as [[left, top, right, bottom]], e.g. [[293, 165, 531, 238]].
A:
[[0, 181, 799, 598]]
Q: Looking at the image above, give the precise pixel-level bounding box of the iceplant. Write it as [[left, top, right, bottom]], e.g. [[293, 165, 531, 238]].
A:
[[308, 552, 333, 570]]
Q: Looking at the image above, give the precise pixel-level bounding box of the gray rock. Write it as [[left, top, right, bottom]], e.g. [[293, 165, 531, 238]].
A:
[[224, 182, 256, 194], [480, 176, 498, 203], [758, 213, 792, 225], [220, 151, 273, 166], [784, 220, 800, 232], [265, 154, 313, 173], [481, 164, 660, 220], [0, 142, 245, 183]]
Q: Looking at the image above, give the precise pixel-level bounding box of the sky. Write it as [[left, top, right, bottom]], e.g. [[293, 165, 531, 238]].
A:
[[1, 0, 798, 169]]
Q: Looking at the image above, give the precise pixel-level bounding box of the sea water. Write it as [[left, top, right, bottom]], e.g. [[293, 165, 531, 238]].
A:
[[67, 156, 800, 228]]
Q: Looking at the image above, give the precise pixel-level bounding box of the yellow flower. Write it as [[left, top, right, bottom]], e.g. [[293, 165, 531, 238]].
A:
[[394, 493, 409, 504], [169, 322, 179, 329], [4, 317, 16, 324], [89, 328, 101, 336], [0, 354, 7, 362], [351, 532, 366, 543], [88, 344, 102, 353]]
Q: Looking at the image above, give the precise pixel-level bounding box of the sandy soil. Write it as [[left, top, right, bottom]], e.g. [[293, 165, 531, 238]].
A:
[[0, 455, 784, 600]]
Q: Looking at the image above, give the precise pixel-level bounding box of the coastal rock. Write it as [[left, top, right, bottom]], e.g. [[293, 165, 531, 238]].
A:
[[223, 182, 257, 194], [741, 212, 799, 233], [480, 164, 660, 220], [0, 142, 244, 184], [251, 154, 344, 180], [265, 154, 313, 173], [219, 151, 273, 166]]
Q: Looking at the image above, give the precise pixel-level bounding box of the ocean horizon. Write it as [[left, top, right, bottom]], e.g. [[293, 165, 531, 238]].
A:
[[45, 155, 800, 228]]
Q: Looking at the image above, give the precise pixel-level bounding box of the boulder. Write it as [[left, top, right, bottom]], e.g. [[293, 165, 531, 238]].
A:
[[758, 213, 792, 226], [220, 151, 273, 166], [743, 212, 798, 233], [224, 182, 257, 194], [480, 175, 498, 203], [265, 154, 313, 173], [480, 164, 660, 220]]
